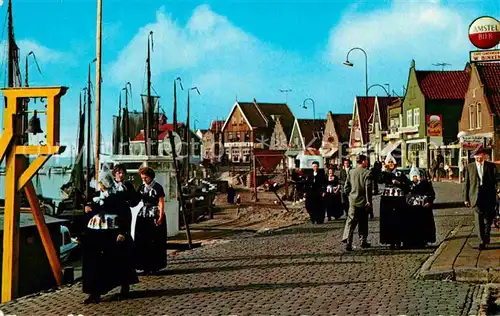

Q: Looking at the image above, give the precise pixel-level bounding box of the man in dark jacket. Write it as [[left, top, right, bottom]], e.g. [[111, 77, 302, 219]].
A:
[[304, 161, 326, 224], [463, 148, 497, 249]]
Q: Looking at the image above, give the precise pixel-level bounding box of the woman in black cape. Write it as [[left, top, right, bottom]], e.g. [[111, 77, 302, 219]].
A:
[[134, 166, 167, 274], [304, 161, 326, 224], [82, 168, 139, 304], [324, 166, 342, 220], [379, 159, 411, 249], [403, 167, 436, 248]]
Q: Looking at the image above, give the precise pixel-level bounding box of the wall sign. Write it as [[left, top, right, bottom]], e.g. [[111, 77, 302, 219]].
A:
[[469, 16, 500, 49], [426, 114, 443, 137]]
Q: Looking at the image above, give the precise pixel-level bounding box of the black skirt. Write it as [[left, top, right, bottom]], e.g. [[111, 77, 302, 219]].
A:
[[134, 213, 167, 272], [82, 228, 139, 295], [325, 192, 342, 219], [379, 196, 406, 245], [402, 204, 436, 247]]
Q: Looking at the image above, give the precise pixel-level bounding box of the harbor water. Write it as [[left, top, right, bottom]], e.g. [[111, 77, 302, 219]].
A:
[[0, 174, 71, 203]]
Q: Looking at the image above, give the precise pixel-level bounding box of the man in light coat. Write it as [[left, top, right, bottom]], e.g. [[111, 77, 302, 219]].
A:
[[463, 148, 497, 249], [342, 154, 373, 251]]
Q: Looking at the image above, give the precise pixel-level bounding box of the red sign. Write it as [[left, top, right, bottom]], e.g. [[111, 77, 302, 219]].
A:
[[426, 114, 442, 137], [469, 16, 500, 49]]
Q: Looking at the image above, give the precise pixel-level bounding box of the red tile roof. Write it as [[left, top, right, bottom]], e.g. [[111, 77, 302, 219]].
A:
[[415, 69, 470, 100], [355, 97, 376, 144], [476, 63, 500, 116], [376, 97, 399, 131], [297, 119, 326, 149], [209, 120, 224, 132]]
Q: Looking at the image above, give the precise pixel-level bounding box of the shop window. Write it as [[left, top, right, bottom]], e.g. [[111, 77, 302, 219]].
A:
[[476, 102, 482, 128], [413, 108, 420, 126], [407, 110, 413, 127], [242, 148, 250, 155]]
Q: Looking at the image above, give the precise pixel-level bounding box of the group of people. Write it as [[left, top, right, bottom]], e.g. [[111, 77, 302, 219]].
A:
[[303, 155, 438, 251], [82, 164, 167, 304]]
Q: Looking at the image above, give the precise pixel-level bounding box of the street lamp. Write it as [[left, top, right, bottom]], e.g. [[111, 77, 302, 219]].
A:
[[367, 84, 391, 96], [186, 86, 200, 181], [302, 98, 316, 122], [343, 47, 368, 97]]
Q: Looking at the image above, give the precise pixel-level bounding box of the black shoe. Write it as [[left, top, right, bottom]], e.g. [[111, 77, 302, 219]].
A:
[[479, 243, 486, 250], [361, 242, 371, 249], [390, 244, 396, 250], [83, 294, 100, 304], [345, 245, 353, 251]]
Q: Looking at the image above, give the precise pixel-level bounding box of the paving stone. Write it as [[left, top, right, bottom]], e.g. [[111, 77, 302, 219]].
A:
[[0, 182, 482, 315]]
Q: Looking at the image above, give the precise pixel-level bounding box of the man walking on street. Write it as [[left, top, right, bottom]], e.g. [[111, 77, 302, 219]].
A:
[[342, 154, 372, 251], [463, 148, 497, 250]]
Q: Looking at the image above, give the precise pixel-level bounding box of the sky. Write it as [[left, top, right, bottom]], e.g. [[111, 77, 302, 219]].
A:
[[0, 0, 498, 156]]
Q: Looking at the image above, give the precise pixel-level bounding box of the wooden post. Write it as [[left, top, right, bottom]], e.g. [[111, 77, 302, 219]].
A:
[[2, 150, 21, 302], [94, 0, 103, 179], [24, 182, 62, 286], [284, 156, 288, 198]]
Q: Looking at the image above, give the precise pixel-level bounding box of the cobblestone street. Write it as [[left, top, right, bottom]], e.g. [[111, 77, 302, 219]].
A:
[[0, 182, 486, 315]]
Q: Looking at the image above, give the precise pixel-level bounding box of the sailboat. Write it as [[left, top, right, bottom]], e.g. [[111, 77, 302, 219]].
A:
[[57, 65, 94, 223]]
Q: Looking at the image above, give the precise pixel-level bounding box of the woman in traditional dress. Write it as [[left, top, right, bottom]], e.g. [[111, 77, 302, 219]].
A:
[[379, 157, 411, 249], [324, 166, 342, 220], [82, 169, 139, 304], [403, 167, 436, 248], [134, 166, 167, 274]]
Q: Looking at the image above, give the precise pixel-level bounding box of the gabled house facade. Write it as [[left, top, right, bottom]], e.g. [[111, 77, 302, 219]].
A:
[[381, 97, 404, 164], [270, 117, 290, 150], [367, 96, 399, 164], [202, 120, 224, 162], [221, 100, 294, 164], [400, 60, 470, 170], [286, 118, 325, 169], [321, 112, 351, 166], [349, 96, 376, 161], [458, 62, 500, 166]]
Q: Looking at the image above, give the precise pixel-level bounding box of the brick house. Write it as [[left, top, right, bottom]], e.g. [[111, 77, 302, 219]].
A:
[[458, 62, 500, 166], [221, 99, 294, 164], [321, 112, 351, 166], [400, 60, 470, 169], [202, 120, 224, 162]]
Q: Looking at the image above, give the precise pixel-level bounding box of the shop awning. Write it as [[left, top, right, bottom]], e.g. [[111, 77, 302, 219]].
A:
[[380, 140, 402, 156]]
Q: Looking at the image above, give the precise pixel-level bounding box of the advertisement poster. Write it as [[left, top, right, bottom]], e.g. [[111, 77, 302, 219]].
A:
[[426, 114, 442, 136]]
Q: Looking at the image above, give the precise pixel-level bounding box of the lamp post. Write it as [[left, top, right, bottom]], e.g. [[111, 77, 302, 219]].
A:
[[367, 84, 391, 96], [343, 47, 368, 97], [302, 98, 316, 122], [186, 87, 200, 181]]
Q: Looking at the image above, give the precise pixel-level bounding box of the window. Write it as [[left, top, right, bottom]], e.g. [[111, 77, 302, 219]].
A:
[[228, 132, 234, 142], [469, 104, 475, 129], [390, 118, 395, 128], [407, 110, 413, 127], [245, 131, 251, 142], [239, 117, 244, 125], [242, 148, 250, 155], [476, 102, 482, 128], [232, 118, 237, 126], [413, 108, 420, 126]]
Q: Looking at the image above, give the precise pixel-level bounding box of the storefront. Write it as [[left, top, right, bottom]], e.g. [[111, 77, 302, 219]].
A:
[[405, 139, 427, 168]]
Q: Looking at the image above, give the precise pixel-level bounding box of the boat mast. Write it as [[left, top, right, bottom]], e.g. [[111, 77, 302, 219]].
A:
[[95, 0, 102, 179], [86, 63, 92, 201], [122, 82, 131, 155]]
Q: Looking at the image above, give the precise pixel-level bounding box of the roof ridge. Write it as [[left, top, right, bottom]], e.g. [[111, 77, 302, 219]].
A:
[[251, 99, 269, 126]]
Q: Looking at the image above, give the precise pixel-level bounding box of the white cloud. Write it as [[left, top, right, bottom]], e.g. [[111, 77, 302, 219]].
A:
[[107, 4, 312, 117], [326, 1, 471, 65], [17, 39, 67, 64]]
